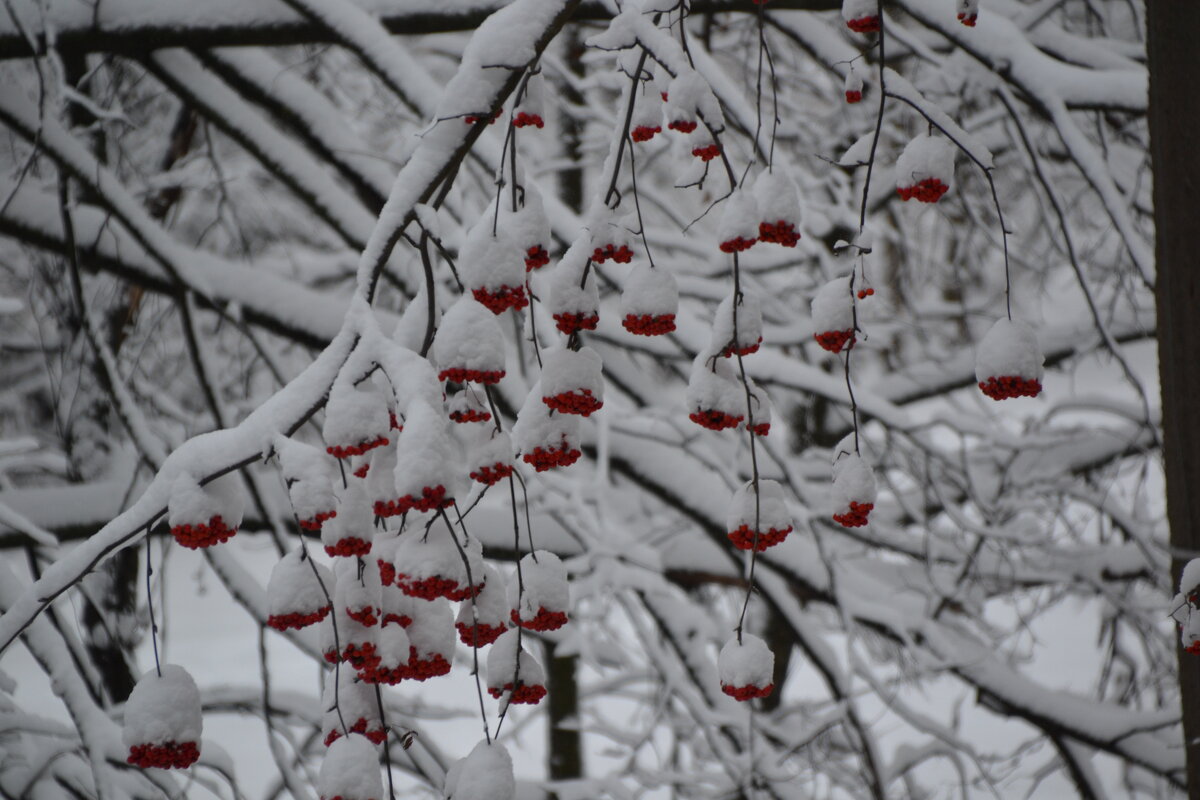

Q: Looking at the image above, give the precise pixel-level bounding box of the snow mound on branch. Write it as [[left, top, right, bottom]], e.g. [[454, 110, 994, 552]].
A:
[[467, 429, 515, 485], [461, 222, 526, 312], [395, 528, 484, 601], [753, 170, 803, 238], [718, 634, 774, 695], [167, 472, 244, 531], [123, 665, 202, 748], [812, 277, 854, 333], [406, 596, 455, 679], [726, 479, 792, 550], [457, 564, 510, 644], [319, 735, 383, 800], [831, 452, 876, 527], [392, 400, 464, 509], [393, 288, 439, 353], [444, 740, 515, 800]]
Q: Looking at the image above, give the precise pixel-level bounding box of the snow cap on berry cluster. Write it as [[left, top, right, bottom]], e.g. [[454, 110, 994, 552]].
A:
[[460, 221, 525, 305], [333, 597, 377, 666], [510, 550, 569, 631], [621, 265, 677, 319], [746, 381, 772, 436], [319, 735, 383, 800], [895, 134, 955, 200], [726, 480, 793, 551], [467, 429, 515, 485], [831, 451, 877, 525], [631, 85, 665, 142], [513, 70, 545, 128], [444, 740, 516, 800], [665, 70, 724, 133], [394, 528, 484, 601], [548, 244, 600, 334], [716, 190, 760, 253], [753, 170, 803, 246], [842, 0, 881, 32], [844, 67, 864, 102], [392, 400, 465, 510], [276, 437, 338, 525], [323, 481, 375, 556], [335, 556, 382, 626], [514, 384, 583, 471], [975, 319, 1044, 386], [811, 276, 856, 353], [541, 346, 604, 417], [957, 0, 979, 26], [686, 355, 745, 430], [494, 181, 550, 269], [1181, 560, 1200, 597], [323, 379, 389, 458], [433, 297, 507, 384], [267, 549, 334, 630], [456, 564, 511, 646], [447, 390, 492, 424], [368, 623, 413, 684], [586, 206, 635, 263], [710, 291, 763, 358], [487, 629, 547, 703], [322, 669, 383, 746], [718, 634, 774, 700], [123, 665, 203, 754], [405, 596, 455, 680], [167, 472, 244, 545]]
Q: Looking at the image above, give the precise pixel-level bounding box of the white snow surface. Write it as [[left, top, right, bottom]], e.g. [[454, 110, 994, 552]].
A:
[[322, 669, 380, 735], [267, 549, 334, 617], [842, 0, 877, 23], [318, 735, 383, 800], [323, 381, 389, 449], [323, 482, 375, 551], [665, 70, 725, 131], [631, 86, 665, 131], [540, 347, 604, 401], [513, 385, 581, 453], [548, 263, 599, 317], [122, 665, 203, 747], [811, 276, 855, 333], [686, 356, 743, 416], [167, 472, 244, 528], [894, 134, 956, 190], [1181, 559, 1200, 595], [494, 184, 550, 254], [395, 528, 481, 586], [709, 291, 763, 357], [375, 623, 411, 668], [460, 221, 524, 293], [831, 453, 877, 506], [456, 564, 510, 628], [510, 551, 569, 620], [752, 170, 802, 225], [718, 634, 774, 688], [467, 429, 515, 471], [393, 401, 464, 499], [620, 264, 678, 317], [334, 557, 381, 617], [406, 597, 455, 659], [443, 740, 515, 800], [333, 603, 375, 650], [726, 480, 792, 532], [487, 629, 545, 690], [586, 207, 634, 252], [433, 298, 507, 375], [844, 67, 864, 96], [716, 190, 760, 244], [447, 390, 490, 422], [974, 318, 1045, 381]]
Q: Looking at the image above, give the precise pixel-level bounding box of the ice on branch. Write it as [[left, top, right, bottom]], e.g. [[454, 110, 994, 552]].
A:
[[621, 264, 678, 335], [895, 134, 955, 203], [444, 740, 515, 800], [461, 220, 527, 315], [167, 471, 243, 549], [687, 355, 745, 431], [975, 319, 1045, 400], [467, 429, 515, 486], [335, 557, 382, 628], [323, 669, 385, 746], [318, 735, 383, 800], [487, 629, 547, 705], [405, 596, 455, 680], [514, 384, 583, 471], [541, 346, 604, 417], [548, 242, 600, 335], [710, 291, 763, 358], [811, 277, 856, 354], [842, 0, 881, 33], [395, 529, 485, 601], [457, 564, 510, 646], [717, 190, 760, 253], [124, 665, 202, 769], [754, 171, 802, 247], [719, 634, 775, 701], [433, 298, 508, 385], [324, 380, 390, 459], [831, 452, 876, 528], [267, 549, 334, 631], [382, 401, 463, 516], [726, 480, 793, 551], [276, 437, 338, 531], [510, 550, 569, 631], [323, 482, 375, 557]]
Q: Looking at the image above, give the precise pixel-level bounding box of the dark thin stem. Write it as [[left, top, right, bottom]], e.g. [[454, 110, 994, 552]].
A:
[[374, 684, 397, 800], [144, 532, 161, 676], [441, 506, 492, 745], [858, 4, 887, 235]]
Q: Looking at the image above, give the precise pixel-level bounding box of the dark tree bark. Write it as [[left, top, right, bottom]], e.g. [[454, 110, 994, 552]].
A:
[[1147, 5, 1200, 798]]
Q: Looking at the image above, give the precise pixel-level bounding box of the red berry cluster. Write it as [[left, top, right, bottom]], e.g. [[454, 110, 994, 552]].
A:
[[897, 177, 949, 203], [523, 441, 582, 471], [170, 515, 238, 549], [373, 485, 452, 517], [958, 11, 977, 26], [324, 717, 386, 747], [719, 236, 758, 254], [721, 682, 774, 702], [127, 741, 200, 769], [513, 111, 544, 128], [377, 559, 395, 585], [750, 421, 770, 437], [438, 366, 506, 384], [396, 573, 483, 602], [267, 606, 331, 631], [489, 681, 547, 705], [406, 649, 452, 681], [845, 89, 863, 104], [1188, 641, 1200, 656], [857, 287, 875, 299], [692, 144, 721, 161], [353, 463, 370, 479], [846, 15, 881, 33], [345, 605, 379, 627], [298, 509, 337, 532], [473, 285, 529, 314], [814, 329, 856, 354], [688, 409, 744, 431], [364, 662, 409, 686], [381, 611, 411, 628], [978, 375, 1042, 401], [464, 109, 502, 125], [553, 311, 600, 335], [623, 313, 676, 336], [592, 243, 634, 263], [456, 620, 508, 647], [543, 389, 603, 416], [668, 119, 698, 133], [470, 461, 514, 485], [632, 125, 661, 142], [389, 411, 402, 431], [343, 642, 381, 673], [720, 337, 762, 358], [727, 524, 792, 552], [511, 606, 568, 632], [326, 435, 389, 460], [759, 220, 800, 247], [525, 245, 550, 271], [450, 408, 492, 424], [832, 501, 874, 528], [325, 536, 372, 558]]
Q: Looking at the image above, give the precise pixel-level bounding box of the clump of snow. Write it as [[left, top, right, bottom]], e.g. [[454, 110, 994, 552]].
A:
[[621, 265, 677, 317], [514, 385, 582, 471], [510, 551, 569, 631], [335, 557, 382, 627], [811, 276, 856, 353], [324, 380, 389, 458], [710, 291, 763, 358], [726, 480, 793, 551], [746, 381, 772, 436], [957, 0, 979, 26], [267, 549, 334, 630], [447, 390, 492, 424], [495, 182, 550, 270], [687, 355, 745, 431], [387, 400, 463, 515], [394, 528, 484, 601], [123, 665, 203, 749], [433, 298, 507, 384], [456, 564, 510, 646], [322, 668, 384, 746], [167, 471, 244, 548], [716, 190, 760, 253], [276, 437, 338, 529], [975, 319, 1044, 386], [393, 288, 438, 353], [831, 452, 877, 528], [665, 70, 724, 133], [631, 86, 665, 142], [1182, 607, 1200, 655], [718, 634, 774, 701], [548, 258, 600, 335], [541, 347, 604, 417], [513, 70, 545, 128], [842, 0, 880, 32], [406, 596, 455, 680], [844, 67, 864, 103], [460, 222, 527, 313], [333, 600, 378, 673], [587, 207, 635, 264], [365, 624, 412, 684], [319, 735, 383, 800], [1181, 559, 1200, 596], [323, 482, 375, 557], [895, 134, 955, 201], [487, 629, 546, 704], [753, 171, 803, 246], [444, 740, 515, 800], [467, 429, 515, 485]]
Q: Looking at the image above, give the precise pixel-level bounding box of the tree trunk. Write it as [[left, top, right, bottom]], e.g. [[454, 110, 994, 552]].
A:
[[1147, 5, 1200, 797]]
